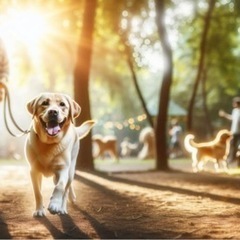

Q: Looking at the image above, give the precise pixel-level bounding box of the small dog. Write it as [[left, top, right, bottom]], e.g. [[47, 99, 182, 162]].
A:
[[184, 129, 231, 172], [138, 127, 155, 159], [120, 138, 138, 158], [92, 134, 118, 161], [25, 92, 95, 217]]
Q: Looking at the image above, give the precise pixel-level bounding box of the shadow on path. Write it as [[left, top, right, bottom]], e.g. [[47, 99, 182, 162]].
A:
[[72, 204, 116, 239], [37, 214, 89, 239], [74, 173, 170, 238], [74, 173, 173, 239], [0, 212, 11, 239], [78, 170, 240, 205]]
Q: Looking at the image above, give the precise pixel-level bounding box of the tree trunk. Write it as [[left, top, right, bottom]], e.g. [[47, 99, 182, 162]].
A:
[[186, 0, 216, 132], [201, 67, 214, 136], [120, 35, 154, 128], [154, 0, 173, 170], [74, 0, 97, 170]]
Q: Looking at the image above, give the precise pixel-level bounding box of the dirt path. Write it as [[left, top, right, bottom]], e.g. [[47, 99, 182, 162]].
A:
[[1, 164, 240, 239]]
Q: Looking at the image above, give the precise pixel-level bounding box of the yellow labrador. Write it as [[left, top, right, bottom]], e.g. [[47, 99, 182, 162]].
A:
[[25, 92, 95, 217]]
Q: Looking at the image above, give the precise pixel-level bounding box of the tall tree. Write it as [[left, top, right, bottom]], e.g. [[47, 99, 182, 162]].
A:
[[186, 0, 216, 132], [154, 0, 173, 170], [120, 33, 154, 128], [74, 0, 97, 170], [201, 67, 214, 135]]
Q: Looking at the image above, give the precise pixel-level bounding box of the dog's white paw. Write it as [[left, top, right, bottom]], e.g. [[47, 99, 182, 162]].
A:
[[48, 199, 67, 215], [59, 208, 68, 215], [33, 208, 46, 217]]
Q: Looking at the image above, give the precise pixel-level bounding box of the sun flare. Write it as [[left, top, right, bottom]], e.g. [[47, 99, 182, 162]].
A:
[[0, 8, 50, 50], [0, 7, 55, 79]]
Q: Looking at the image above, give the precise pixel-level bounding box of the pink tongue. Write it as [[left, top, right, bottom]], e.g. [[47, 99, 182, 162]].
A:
[[47, 125, 61, 135]]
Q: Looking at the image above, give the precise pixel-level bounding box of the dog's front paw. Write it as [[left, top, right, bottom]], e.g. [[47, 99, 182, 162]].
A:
[[48, 199, 67, 215], [59, 207, 68, 215], [48, 198, 61, 214], [33, 208, 46, 217]]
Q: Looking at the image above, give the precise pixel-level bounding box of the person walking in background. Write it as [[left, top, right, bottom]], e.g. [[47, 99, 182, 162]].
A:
[[219, 96, 240, 166], [0, 38, 9, 102], [169, 118, 183, 158]]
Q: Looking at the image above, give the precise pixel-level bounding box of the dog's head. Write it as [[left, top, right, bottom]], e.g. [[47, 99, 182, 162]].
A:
[[27, 92, 81, 141]]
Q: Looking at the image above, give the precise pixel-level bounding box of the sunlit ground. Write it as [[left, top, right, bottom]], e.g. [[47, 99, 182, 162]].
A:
[[226, 167, 240, 176], [0, 158, 27, 166]]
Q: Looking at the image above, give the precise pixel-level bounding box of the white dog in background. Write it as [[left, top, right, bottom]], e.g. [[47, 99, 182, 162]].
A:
[[138, 127, 155, 159], [25, 92, 94, 217]]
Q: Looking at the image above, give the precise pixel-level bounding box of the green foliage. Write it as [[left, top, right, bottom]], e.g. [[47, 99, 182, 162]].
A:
[[170, 0, 240, 133], [91, 0, 155, 122], [0, 0, 84, 92], [1, 0, 240, 136]]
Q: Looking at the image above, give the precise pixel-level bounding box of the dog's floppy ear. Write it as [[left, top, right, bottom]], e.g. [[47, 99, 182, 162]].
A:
[[65, 95, 81, 122], [26, 95, 40, 116]]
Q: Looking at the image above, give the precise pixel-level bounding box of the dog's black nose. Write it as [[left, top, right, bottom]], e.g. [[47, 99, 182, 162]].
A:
[[48, 109, 58, 118]]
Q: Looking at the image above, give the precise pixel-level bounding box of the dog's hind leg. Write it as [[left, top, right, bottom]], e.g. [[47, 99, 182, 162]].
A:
[[191, 152, 199, 172], [192, 161, 198, 172], [69, 184, 76, 203], [62, 181, 75, 213], [61, 181, 71, 214], [214, 161, 220, 172], [197, 161, 205, 171], [221, 160, 229, 172]]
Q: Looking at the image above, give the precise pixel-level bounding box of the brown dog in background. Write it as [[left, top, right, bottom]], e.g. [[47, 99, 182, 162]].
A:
[[92, 134, 118, 161], [184, 129, 231, 172]]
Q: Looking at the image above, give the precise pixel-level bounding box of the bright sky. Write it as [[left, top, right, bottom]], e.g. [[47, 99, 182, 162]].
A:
[[0, 6, 53, 90], [0, 7, 50, 56], [0, 5, 77, 95]]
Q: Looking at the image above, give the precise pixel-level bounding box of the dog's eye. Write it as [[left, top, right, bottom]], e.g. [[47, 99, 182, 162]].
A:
[[60, 102, 66, 107], [41, 100, 49, 106]]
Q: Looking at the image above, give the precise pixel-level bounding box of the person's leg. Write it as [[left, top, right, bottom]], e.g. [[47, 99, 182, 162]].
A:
[[236, 134, 240, 167], [227, 135, 238, 164]]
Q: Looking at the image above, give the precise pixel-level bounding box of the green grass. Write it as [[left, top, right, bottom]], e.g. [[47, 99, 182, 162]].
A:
[[1, 157, 239, 177], [226, 168, 240, 176], [0, 158, 27, 166], [94, 158, 155, 165]]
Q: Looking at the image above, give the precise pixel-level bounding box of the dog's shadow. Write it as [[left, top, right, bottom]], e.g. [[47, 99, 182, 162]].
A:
[[0, 212, 11, 239], [37, 214, 89, 239]]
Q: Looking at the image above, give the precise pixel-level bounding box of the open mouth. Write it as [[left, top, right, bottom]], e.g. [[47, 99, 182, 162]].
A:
[[40, 118, 66, 137]]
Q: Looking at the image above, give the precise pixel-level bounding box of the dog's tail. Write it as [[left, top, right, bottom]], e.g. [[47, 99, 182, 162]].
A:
[[76, 120, 95, 140], [184, 134, 196, 153]]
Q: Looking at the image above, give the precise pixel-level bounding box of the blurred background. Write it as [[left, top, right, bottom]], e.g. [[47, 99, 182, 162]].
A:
[[0, 0, 238, 170]]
